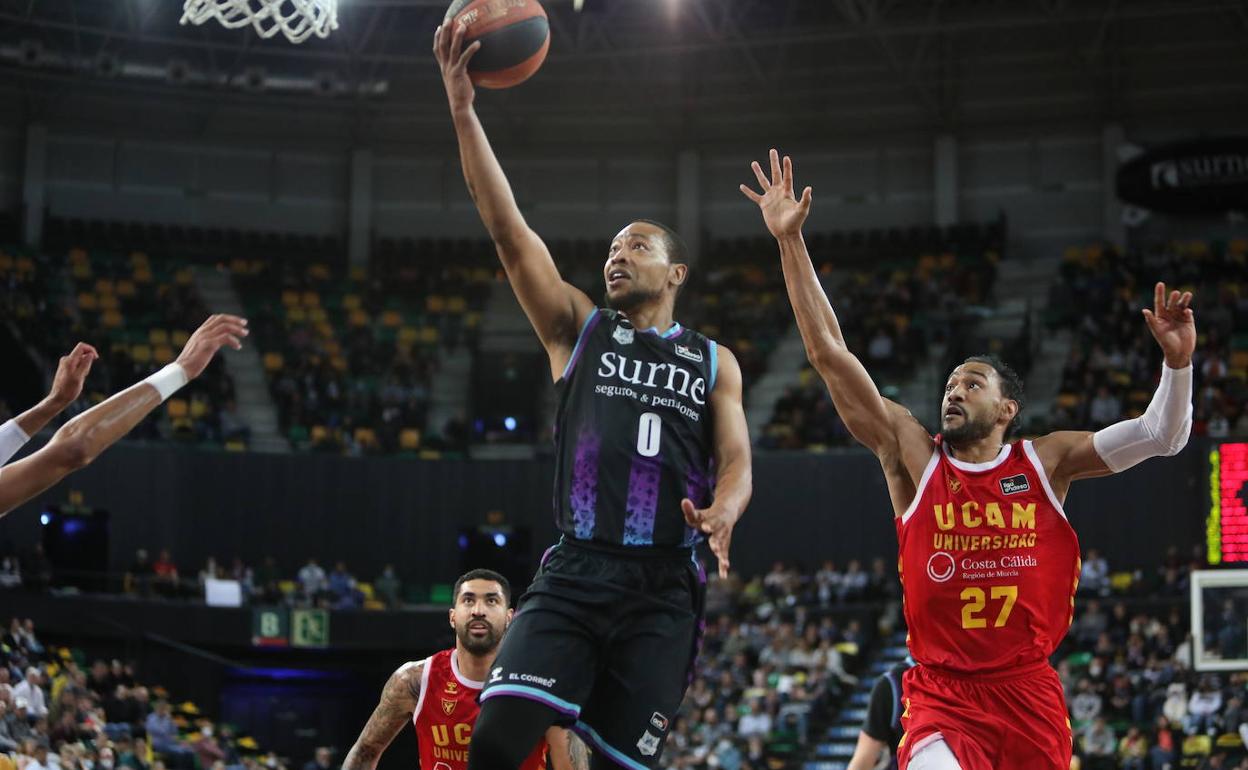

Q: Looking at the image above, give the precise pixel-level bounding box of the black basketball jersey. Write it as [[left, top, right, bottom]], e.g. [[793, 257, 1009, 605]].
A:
[[552, 308, 718, 548]]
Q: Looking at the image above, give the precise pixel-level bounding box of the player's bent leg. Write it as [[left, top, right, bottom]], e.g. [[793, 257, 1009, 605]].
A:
[[467, 697, 560, 770], [907, 737, 963, 770]]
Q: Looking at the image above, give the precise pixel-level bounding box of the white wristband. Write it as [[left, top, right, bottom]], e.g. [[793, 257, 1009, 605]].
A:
[[0, 419, 31, 468], [144, 363, 189, 403]]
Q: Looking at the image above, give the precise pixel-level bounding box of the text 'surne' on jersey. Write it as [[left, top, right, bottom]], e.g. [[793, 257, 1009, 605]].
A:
[[553, 309, 719, 548]]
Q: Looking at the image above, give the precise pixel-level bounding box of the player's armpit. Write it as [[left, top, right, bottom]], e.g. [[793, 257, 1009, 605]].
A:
[[342, 661, 424, 770], [1032, 431, 1112, 496], [545, 727, 590, 770]]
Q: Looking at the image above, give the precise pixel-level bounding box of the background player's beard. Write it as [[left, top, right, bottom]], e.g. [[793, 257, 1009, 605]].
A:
[[604, 286, 662, 313], [941, 409, 997, 446], [456, 619, 504, 656]]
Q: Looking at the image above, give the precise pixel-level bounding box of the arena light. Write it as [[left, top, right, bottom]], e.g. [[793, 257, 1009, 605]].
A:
[[493, 533, 507, 547], [39, 513, 50, 526], [504, 416, 517, 432]]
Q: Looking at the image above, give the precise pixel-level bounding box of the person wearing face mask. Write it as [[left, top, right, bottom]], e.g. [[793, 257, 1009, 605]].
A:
[[342, 570, 587, 770]]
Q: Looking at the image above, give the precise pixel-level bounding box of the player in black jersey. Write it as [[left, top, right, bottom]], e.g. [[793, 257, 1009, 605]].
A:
[[435, 23, 753, 770]]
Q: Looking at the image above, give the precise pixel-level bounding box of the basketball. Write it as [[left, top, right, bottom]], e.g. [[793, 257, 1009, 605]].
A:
[[445, 0, 550, 89]]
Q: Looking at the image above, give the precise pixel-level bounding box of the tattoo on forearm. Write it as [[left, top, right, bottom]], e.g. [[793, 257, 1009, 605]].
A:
[[343, 663, 421, 770]]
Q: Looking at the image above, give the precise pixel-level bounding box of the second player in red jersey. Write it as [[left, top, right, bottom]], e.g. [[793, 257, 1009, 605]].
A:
[[342, 570, 586, 770], [742, 149, 1196, 769]]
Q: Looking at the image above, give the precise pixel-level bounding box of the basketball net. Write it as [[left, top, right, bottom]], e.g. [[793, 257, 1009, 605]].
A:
[[180, 0, 338, 44]]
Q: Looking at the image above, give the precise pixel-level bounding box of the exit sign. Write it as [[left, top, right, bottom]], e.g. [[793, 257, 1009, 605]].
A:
[[291, 609, 330, 648]]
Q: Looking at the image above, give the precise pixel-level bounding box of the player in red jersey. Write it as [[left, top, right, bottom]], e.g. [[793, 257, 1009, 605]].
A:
[[342, 569, 587, 770], [742, 150, 1195, 769]]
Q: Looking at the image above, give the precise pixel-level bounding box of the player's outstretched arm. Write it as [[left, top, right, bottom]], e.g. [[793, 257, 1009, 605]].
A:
[[740, 150, 928, 462], [434, 23, 594, 379], [546, 727, 590, 770], [0, 314, 247, 517], [0, 343, 98, 467], [342, 662, 423, 770], [1034, 282, 1194, 499], [683, 346, 752, 579]]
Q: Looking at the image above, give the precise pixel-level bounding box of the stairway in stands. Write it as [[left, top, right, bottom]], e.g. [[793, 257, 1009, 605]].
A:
[[804, 629, 910, 770]]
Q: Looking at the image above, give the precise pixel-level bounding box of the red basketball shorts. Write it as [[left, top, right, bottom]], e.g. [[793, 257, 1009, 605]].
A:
[[896, 660, 1072, 770]]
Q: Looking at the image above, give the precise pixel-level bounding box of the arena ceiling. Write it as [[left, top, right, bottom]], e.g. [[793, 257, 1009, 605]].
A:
[[1, 0, 1247, 147]]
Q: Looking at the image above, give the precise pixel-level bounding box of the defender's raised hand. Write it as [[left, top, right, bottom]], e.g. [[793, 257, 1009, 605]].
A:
[[740, 149, 813, 240], [49, 343, 98, 408], [433, 21, 481, 112], [1142, 282, 1195, 368], [175, 314, 248, 381]]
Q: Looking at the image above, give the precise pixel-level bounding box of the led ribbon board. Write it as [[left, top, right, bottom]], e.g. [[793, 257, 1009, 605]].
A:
[[1209, 442, 1248, 564]]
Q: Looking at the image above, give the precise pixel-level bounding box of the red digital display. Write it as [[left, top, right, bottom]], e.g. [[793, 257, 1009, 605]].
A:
[[1211, 442, 1248, 564]]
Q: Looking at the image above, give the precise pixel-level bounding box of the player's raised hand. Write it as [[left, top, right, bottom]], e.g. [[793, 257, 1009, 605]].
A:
[[740, 149, 813, 240], [49, 342, 98, 407], [434, 20, 481, 112], [682, 498, 737, 579], [1142, 282, 1196, 368], [175, 314, 248, 380]]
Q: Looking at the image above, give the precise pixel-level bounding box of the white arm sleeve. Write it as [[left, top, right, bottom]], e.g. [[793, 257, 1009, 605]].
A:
[[0, 419, 31, 468], [1092, 363, 1193, 473]]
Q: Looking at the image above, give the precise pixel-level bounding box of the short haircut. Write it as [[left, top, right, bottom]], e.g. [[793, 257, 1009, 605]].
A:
[[631, 219, 689, 266], [452, 569, 511, 606], [960, 354, 1026, 439]]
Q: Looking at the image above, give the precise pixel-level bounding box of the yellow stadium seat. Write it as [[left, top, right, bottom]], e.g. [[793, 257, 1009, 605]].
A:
[[278, 580, 298, 596], [94, 278, 115, 295], [447, 296, 467, 314], [101, 310, 124, 328], [349, 265, 367, 282], [129, 250, 149, 265], [301, 291, 321, 308], [166, 399, 189, 418], [342, 294, 361, 311], [349, 309, 369, 327], [282, 290, 300, 307], [149, 329, 170, 346], [98, 294, 120, 312], [427, 295, 447, 314], [1231, 351, 1248, 370], [310, 425, 330, 445], [398, 327, 419, 345], [229, 259, 250, 275], [400, 428, 421, 451], [419, 327, 439, 345], [172, 330, 190, 347], [263, 352, 285, 372], [69, 247, 88, 261], [132, 267, 153, 284], [1109, 572, 1134, 592], [330, 355, 347, 371], [72, 262, 93, 280], [1056, 393, 1081, 410], [381, 310, 402, 328], [354, 428, 378, 448], [174, 268, 193, 286], [286, 306, 307, 323], [78, 292, 99, 311], [115, 279, 137, 298], [0, 752, 17, 770], [308, 264, 331, 281], [357, 582, 376, 601], [322, 339, 340, 356], [153, 345, 174, 364], [309, 307, 328, 324], [0, 253, 12, 272]]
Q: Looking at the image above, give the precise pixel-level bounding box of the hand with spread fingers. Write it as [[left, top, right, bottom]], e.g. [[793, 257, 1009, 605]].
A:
[[1142, 281, 1196, 368], [682, 498, 737, 579], [433, 20, 481, 112], [740, 148, 814, 240], [175, 314, 249, 380]]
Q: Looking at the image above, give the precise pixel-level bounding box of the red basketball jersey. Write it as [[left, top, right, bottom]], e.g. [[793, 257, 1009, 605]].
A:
[[896, 438, 1081, 674], [413, 648, 548, 770]]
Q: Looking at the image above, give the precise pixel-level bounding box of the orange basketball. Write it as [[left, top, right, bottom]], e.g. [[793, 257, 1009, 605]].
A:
[[445, 0, 550, 90]]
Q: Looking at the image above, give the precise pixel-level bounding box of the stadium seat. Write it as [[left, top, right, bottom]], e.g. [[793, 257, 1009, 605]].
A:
[[399, 428, 421, 451]]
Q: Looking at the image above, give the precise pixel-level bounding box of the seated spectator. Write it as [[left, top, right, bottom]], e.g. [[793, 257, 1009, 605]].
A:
[[0, 555, 20, 589], [327, 563, 360, 610], [1079, 549, 1110, 597], [13, 669, 48, 720], [145, 701, 195, 764], [152, 550, 179, 597], [374, 566, 401, 610], [125, 550, 154, 597], [1188, 677, 1223, 735], [297, 559, 326, 603], [301, 747, 334, 770], [1082, 716, 1117, 770], [737, 699, 771, 739]]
